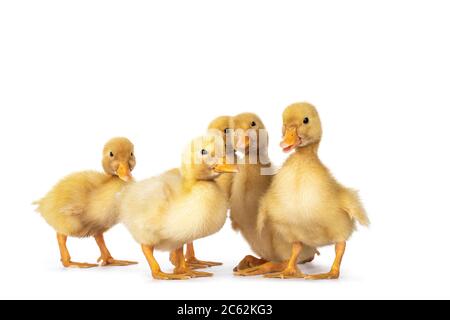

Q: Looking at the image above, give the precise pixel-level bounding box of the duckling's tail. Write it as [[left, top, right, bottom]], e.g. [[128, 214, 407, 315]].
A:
[[342, 189, 370, 227], [32, 199, 42, 214]]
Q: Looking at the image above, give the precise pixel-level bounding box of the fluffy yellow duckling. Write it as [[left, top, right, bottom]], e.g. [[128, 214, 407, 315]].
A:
[[239, 103, 369, 279], [120, 135, 238, 280], [34, 137, 137, 268], [231, 113, 317, 272], [179, 116, 236, 269]]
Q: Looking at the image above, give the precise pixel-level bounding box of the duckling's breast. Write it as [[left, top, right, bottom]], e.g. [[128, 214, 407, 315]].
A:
[[268, 163, 355, 247], [159, 183, 228, 249]]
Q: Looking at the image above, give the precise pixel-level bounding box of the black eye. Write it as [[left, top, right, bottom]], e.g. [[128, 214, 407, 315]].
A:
[[131, 152, 134, 157], [303, 117, 309, 124], [201, 149, 208, 156], [109, 152, 114, 157], [224, 128, 230, 134], [251, 121, 257, 127]]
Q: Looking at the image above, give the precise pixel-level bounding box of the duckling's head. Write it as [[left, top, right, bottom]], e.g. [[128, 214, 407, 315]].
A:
[[231, 113, 267, 154], [208, 116, 232, 137], [181, 135, 239, 182], [207, 115, 234, 153], [281, 102, 322, 153], [102, 137, 136, 181]]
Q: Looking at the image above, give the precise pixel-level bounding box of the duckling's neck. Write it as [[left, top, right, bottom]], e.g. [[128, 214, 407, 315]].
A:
[[294, 142, 320, 160], [181, 175, 215, 191], [242, 147, 270, 165]]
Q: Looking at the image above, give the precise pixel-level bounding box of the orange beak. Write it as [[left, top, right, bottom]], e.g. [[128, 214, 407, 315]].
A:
[[117, 163, 132, 182], [213, 163, 240, 173], [280, 127, 301, 153]]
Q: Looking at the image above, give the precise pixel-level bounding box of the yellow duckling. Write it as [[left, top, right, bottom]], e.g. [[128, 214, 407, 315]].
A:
[[239, 103, 369, 279], [231, 113, 317, 272], [180, 116, 236, 269], [230, 113, 273, 269], [34, 137, 137, 268], [120, 135, 238, 280], [207, 116, 236, 200]]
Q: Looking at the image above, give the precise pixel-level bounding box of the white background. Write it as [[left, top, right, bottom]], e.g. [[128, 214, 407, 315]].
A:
[[1, 0, 449, 300]]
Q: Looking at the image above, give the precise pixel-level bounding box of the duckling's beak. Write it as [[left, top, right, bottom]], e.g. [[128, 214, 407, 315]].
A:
[[213, 164, 240, 173], [117, 163, 133, 182], [236, 135, 250, 150], [280, 127, 301, 153]]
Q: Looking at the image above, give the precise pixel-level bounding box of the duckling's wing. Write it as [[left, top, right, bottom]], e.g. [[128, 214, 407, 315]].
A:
[[256, 194, 270, 236]]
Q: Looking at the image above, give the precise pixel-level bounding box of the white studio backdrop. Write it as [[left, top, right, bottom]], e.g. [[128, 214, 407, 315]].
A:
[[0, 1, 449, 299]]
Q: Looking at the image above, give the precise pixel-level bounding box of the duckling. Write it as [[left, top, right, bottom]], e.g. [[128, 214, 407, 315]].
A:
[[120, 135, 238, 280], [207, 116, 236, 199], [231, 113, 317, 272], [179, 116, 236, 269], [34, 137, 138, 268], [238, 103, 369, 279], [230, 113, 273, 269]]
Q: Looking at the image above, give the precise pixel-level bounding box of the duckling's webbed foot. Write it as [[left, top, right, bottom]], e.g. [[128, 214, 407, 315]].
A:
[[152, 271, 191, 281], [57, 233, 98, 269], [97, 257, 138, 267], [233, 255, 267, 272], [61, 260, 98, 268], [175, 268, 213, 278], [173, 247, 214, 278], [304, 271, 340, 280], [305, 242, 346, 281], [264, 266, 305, 279], [259, 242, 306, 279], [95, 234, 137, 267], [186, 257, 223, 269], [234, 261, 286, 277], [185, 243, 222, 269], [142, 244, 190, 281]]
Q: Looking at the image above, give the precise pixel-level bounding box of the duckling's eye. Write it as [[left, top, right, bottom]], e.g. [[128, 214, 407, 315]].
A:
[[109, 152, 114, 157], [201, 149, 208, 156], [251, 121, 257, 127], [303, 117, 309, 124], [131, 152, 134, 157]]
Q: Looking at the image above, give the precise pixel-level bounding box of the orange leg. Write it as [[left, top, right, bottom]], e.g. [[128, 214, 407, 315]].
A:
[[305, 242, 346, 280], [172, 247, 213, 278], [185, 242, 223, 269], [95, 234, 137, 267], [233, 255, 267, 272], [141, 244, 189, 280], [56, 233, 97, 268], [169, 250, 178, 266], [265, 242, 305, 279]]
